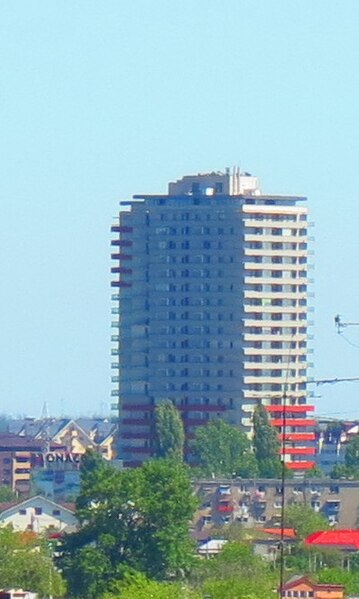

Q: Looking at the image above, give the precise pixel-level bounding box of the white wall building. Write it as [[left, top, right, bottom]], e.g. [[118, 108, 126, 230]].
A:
[[0, 495, 78, 533]]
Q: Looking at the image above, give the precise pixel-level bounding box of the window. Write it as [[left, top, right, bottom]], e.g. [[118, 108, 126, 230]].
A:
[[19, 509, 26, 515], [53, 509, 61, 516], [34, 507, 42, 515]]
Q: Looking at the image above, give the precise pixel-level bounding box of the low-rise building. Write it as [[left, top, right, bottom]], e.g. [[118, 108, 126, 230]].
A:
[[0, 589, 38, 599], [281, 575, 344, 599], [193, 478, 359, 533], [0, 495, 78, 533]]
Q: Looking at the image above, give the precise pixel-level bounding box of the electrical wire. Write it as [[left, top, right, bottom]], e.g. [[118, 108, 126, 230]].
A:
[[338, 332, 359, 350]]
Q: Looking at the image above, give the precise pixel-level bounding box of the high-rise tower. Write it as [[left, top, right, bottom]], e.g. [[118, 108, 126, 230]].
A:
[[111, 170, 315, 469]]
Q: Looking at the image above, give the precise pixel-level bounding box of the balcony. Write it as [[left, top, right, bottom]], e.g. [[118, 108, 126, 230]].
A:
[[280, 433, 316, 441], [111, 281, 132, 288], [111, 253, 132, 260], [111, 225, 133, 233], [121, 446, 152, 455], [280, 447, 316, 456], [271, 418, 316, 427], [111, 239, 133, 247], [286, 461, 316, 470], [217, 503, 233, 514], [266, 405, 314, 413], [111, 266, 133, 274]]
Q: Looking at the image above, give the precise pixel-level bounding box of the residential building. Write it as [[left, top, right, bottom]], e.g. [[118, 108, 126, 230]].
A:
[[0, 590, 38, 599], [0, 434, 67, 496], [305, 530, 359, 552], [281, 575, 344, 599], [193, 478, 359, 531], [0, 495, 78, 533], [7, 417, 117, 461], [111, 169, 314, 468]]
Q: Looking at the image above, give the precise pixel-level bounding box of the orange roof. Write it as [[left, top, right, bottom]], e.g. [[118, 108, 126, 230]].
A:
[[263, 527, 297, 539], [306, 529, 359, 550], [282, 575, 344, 591]]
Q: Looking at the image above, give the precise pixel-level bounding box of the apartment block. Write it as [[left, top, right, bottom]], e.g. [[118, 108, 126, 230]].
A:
[[111, 169, 314, 468], [193, 478, 359, 531]]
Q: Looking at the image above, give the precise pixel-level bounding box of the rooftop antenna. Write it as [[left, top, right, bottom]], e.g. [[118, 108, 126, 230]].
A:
[[39, 401, 51, 454], [40, 401, 49, 420]]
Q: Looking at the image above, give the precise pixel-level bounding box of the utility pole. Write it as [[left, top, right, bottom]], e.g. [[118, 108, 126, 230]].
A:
[[334, 314, 359, 334]]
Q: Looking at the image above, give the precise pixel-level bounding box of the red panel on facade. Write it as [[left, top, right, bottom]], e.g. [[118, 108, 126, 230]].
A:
[[266, 405, 314, 413], [271, 418, 316, 427], [280, 447, 316, 455], [280, 433, 316, 441], [217, 504, 233, 513], [286, 461, 316, 470]]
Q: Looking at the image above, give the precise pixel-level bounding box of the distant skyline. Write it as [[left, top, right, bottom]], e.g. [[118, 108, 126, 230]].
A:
[[1, 1, 359, 418]]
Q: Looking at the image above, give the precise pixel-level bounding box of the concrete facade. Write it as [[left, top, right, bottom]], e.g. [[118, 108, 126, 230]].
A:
[[111, 170, 313, 468], [193, 478, 359, 533]]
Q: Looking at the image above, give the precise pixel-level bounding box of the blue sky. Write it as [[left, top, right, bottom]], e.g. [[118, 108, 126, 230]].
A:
[[1, 0, 359, 418]]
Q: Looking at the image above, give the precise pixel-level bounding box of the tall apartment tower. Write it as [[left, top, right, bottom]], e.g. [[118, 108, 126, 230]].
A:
[[111, 170, 315, 469]]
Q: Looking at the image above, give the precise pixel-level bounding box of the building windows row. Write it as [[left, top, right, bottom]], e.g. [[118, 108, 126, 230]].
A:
[[155, 225, 235, 235]]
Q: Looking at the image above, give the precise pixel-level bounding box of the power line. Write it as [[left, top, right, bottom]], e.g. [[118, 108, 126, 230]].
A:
[[338, 333, 359, 350]]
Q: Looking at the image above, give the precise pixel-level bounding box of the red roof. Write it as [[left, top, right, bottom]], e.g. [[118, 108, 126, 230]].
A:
[[282, 575, 344, 592], [306, 529, 359, 550], [264, 527, 297, 539]]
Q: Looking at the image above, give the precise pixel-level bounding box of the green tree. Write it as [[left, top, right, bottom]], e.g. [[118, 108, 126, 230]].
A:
[[284, 504, 330, 539], [192, 419, 258, 477], [103, 572, 200, 599], [191, 542, 275, 599], [317, 568, 359, 596], [0, 528, 65, 597], [345, 436, 359, 468], [0, 486, 17, 502], [153, 400, 185, 460], [330, 464, 354, 479], [62, 458, 197, 598], [252, 404, 282, 477]]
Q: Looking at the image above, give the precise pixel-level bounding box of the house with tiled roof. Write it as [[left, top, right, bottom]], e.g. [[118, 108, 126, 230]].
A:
[[281, 575, 344, 599], [306, 530, 359, 552], [0, 495, 78, 534]]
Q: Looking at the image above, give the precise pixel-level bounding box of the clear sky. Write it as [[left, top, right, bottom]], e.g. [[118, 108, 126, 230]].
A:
[[1, 0, 359, 419]]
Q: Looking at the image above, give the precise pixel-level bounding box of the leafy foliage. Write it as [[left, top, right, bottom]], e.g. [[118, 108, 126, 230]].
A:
[[102, 572, 200, 599], [0, 528, 65, 597], [330, 437, 359, 479], [316, 568, 359, 596], [284, 504, 330, 539], [153, 400, 185, 460], [192, 419, 258, 477], [61, 454, 197, 598], [0, 486, 18, 502], [252, 403, 282, 477], [191, 541, 276, 599], [345, 436, 359, 468]]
